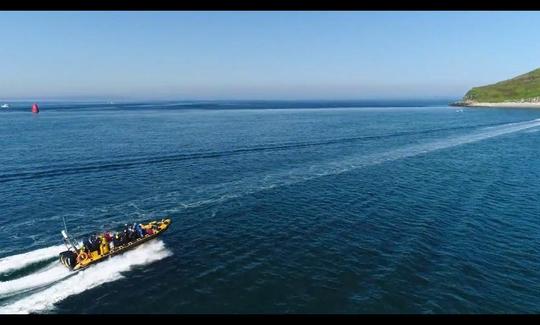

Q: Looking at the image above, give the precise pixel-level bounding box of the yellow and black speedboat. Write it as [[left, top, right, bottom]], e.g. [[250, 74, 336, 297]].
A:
[[59, 218, 171, 271]]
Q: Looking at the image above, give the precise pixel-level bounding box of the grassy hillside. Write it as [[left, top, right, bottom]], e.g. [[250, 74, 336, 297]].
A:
[[464, 68, 540, 103]]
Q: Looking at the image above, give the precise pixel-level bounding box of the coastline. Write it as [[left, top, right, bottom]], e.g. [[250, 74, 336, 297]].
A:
[[452, 101, 540, 108]]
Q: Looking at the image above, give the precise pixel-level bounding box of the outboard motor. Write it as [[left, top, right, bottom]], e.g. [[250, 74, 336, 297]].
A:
[[60, 227, 81, 270], [59, 251, 77, 270]]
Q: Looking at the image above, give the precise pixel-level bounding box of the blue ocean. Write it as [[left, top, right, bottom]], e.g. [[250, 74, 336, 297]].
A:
[[1, 100, 540, 313]]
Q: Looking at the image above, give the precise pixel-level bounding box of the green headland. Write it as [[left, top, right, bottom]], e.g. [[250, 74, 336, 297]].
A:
[[453, 68, 540, 106]]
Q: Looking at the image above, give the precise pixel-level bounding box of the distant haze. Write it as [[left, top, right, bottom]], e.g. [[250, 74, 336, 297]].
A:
[[1, 11, 540, 101]]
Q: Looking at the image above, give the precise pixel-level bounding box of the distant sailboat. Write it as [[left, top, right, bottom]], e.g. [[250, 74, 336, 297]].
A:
[[1, 104, 8, 108]]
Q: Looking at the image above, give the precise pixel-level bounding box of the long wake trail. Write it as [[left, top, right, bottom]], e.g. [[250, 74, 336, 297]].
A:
[[64, 118, 540, 219], [165, 118, 540, 211]]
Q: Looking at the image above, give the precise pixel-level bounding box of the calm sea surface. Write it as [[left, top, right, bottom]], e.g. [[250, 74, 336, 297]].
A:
[[1, 100, 540, 313]]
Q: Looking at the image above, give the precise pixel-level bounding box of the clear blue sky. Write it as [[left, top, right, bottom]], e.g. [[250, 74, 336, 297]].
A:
[[1, 11, 540, 101]]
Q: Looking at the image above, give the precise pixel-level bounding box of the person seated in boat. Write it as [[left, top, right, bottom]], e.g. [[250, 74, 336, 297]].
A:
[[113, 232, 122, 247], [131, 223, 139, 237], [143, 224, 154, 235], [123, 224, 133, 241], [126, 226, 134, 242], [134, 223, 140, 238], [83, 237, 92, 252], [97, 234, 106, 255], [121, 228, 131, 244], [93, 234, 101, 250], [120, 229, 126, 244], [84, 233, 99, 252], [134, 223, 145, 238], [93, 235, 101, 252], [130, 223, 140, 239], [104, 232, 114, 250], [121, 224, 128, 240]]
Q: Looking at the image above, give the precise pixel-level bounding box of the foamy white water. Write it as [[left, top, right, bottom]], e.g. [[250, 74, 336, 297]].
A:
[[0, 245, 65, 275], [0, 240, 172, 314], [0, 262, 72, 297]]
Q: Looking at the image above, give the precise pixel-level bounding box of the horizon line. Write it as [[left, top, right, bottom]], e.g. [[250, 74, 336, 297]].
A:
[[0, 97, 460, 103]]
